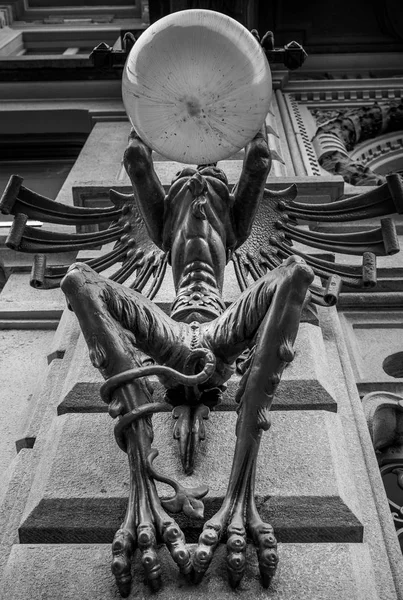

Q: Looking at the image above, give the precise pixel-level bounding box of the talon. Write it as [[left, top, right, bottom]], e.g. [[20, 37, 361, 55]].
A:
[[226, 533, 247, 588], [253, 526, 279, 588], [141, 550, 162, 591], [163, 522, 192, 576], [137, 523, 162, 590], [259, 546, 279, 588], [200, 527, 219, 546], [111, 529, 135, 597], [192, 525, 220, 583]]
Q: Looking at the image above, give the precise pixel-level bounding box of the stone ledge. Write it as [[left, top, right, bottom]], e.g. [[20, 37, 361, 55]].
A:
[[18, 496, 362, 545], [58, 323, 337, 414], [0, 543, 380, 600], [19, 411, 361, 543], [73, 174, 344, 199]]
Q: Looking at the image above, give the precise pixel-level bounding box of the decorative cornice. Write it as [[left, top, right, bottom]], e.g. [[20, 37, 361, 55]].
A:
[[285, 77, 403, 104], [277, 80, 403, 188]]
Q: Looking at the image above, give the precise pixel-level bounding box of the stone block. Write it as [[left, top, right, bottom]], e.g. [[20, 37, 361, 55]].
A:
[[58, 323, 337, 414], [0, 274, 64, 327], [0, 543, 380, 600], [0, 449, 36, 575], [19, 410, 361, 544], [16, 359, 68, 449], [340, 311, 403, 396], [0, 328, 56, 480], [47, 308, 81, 364]]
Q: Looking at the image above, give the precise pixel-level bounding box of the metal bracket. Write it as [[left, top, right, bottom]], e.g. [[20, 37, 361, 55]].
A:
[[90, 30, 307, 71]]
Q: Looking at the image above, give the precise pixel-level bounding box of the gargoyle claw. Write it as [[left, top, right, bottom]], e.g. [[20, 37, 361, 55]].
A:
[[163, 522, 192, 577], [137, 523, 161, 590], [250, 522, 279, 587], [226, 529, 247, 588], [111, 528, 136, 597], [192, 524, 220, 583], [192, 506, 278, 589]]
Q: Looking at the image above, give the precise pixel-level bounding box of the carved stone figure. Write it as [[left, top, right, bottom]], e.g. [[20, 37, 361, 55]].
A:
[[1, 9, 403, 598]]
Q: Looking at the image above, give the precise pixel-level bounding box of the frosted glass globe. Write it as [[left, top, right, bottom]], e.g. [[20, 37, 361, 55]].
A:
[[122, 9, 272, 165]]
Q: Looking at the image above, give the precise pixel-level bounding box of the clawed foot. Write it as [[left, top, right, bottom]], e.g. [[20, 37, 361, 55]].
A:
[[112, 509, 278, 596], [110, 427, 207, 596], [192, 497, 278, 588], [111, 518, 191, 596], [111, 493, 193, 596]]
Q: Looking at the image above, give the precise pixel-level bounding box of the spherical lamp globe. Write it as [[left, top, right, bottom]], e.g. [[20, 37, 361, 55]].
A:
[[122, 9, 272, 165]]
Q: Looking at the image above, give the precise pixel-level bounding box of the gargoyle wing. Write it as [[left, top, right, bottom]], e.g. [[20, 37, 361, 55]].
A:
[[232, 173, 403, 305], [0, 175, 167, 298]]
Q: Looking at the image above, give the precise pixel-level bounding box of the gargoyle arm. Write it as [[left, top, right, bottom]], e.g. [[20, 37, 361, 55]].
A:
[[123, 129, 166, 248], [231, 124, 272, 249]]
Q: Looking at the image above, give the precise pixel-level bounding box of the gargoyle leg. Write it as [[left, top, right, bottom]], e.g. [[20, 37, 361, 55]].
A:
[[61, 263, 193, 594], [134, 436, 162, 590], [61, 262, 187, 376], [111, 434, 137, 596], [194, 256, 314, 586], [247, 460, 278, 587]]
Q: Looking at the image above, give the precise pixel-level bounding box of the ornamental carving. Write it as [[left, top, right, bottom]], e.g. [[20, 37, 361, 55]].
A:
[[312, 100, 403, 185]]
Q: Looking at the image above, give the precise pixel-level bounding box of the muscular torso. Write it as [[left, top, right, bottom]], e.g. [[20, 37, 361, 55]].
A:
[[162, 171, 236, 322], [124, 130, 270, 323]]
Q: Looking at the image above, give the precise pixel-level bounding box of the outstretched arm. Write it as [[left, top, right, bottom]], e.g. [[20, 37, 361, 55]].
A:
[[231, 124, 272, 249], [123, 129, 165, 248]]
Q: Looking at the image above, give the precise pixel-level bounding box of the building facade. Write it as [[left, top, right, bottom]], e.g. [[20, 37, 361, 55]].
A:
[[0, 2, 403, 598]]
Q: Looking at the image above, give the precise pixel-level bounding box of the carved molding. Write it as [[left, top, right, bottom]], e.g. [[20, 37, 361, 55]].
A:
[[280, 84, 403, 186], [315, 102, 403, 147], [282, 92, 322, 176], [311, 100, 403, 185], [351, 131, 403, 174], [286, 78, 403, 104]]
